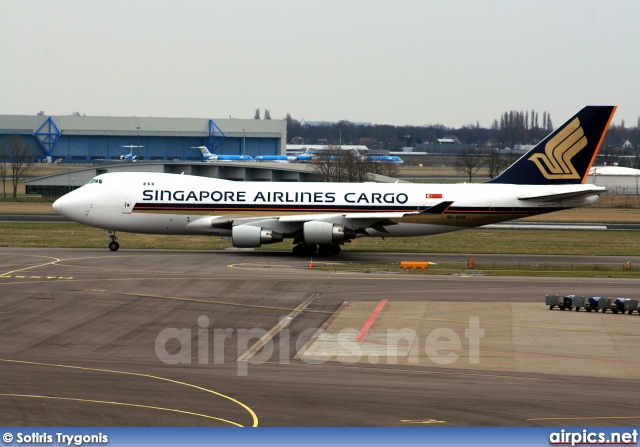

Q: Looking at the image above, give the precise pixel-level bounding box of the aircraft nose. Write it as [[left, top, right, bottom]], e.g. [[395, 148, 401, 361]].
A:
[[52, 197, 63, 215], [52, 192, 79, 219], [51, 189, 91, 223]]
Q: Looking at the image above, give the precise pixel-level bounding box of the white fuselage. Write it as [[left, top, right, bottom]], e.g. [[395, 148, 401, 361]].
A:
[[53, 172, 602, 239]]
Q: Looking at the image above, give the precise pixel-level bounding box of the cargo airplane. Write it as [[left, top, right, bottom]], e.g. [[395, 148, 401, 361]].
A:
[[53, 106, 615, 256]]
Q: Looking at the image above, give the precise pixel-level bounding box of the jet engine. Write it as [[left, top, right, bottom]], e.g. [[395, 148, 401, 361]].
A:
[[303, 221, 356, 245], [232, 225, 283, 248]]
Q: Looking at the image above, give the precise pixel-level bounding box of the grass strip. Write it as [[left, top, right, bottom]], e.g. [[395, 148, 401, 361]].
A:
[[1, 223, 639, 257]]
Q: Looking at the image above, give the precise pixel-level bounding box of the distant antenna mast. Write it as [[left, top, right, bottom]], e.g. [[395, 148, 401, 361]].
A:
[[208, 119, 226, 154]]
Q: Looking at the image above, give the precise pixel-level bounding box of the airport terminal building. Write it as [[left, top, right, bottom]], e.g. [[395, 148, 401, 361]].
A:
[[0, 114, 286, 162]]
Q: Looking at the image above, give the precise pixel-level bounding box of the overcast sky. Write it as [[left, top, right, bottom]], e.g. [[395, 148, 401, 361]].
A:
[[1, 0, 638, 128]]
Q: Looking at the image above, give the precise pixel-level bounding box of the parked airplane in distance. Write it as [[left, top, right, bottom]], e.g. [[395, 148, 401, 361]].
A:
[[292, 148, 404, 164], [54, 106, 615, 256], [120, 145, 142, 161], [363, 155, 404, 164], [196, 146, 254, 162], [257, 152, 404, 164], [254, 155, 299, 163]]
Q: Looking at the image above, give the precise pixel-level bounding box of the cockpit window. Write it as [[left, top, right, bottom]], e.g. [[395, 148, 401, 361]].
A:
[[89, 178, 103, 184]]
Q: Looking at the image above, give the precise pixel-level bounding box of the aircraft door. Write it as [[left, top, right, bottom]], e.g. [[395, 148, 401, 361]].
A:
[[122, 196, 133, 214]]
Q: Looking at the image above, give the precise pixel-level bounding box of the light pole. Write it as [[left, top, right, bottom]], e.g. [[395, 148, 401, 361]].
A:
[[136, 127, 140, 159], [242, 129, 245, 156]]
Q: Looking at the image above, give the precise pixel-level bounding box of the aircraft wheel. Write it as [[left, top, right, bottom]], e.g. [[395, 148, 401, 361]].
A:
[[327, 244, 341, 255], [318, 245, 329, 256], [304, 244, 317, 256], [292, 244, 305, 256], [109, 241, 120, 252]]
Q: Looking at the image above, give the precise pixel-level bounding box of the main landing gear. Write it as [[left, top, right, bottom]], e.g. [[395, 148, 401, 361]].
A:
[[292, 243, 341, 256], [106, 230, 119, 251]]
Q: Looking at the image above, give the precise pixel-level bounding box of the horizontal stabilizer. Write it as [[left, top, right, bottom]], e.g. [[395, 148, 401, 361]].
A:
[[517, 187, 606, 202]]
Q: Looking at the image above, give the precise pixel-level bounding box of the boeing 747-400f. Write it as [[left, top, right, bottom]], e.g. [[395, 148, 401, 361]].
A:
[[53, 106, 615, 255]]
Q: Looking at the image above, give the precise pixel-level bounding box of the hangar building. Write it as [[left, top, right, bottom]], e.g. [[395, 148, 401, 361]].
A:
[[587, 166, 640, 195], [0, 115, 286, 162]]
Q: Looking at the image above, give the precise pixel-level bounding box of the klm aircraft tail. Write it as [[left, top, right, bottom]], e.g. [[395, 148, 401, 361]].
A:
[[198, 146, 213, 157], [489, 106, 616, 185]]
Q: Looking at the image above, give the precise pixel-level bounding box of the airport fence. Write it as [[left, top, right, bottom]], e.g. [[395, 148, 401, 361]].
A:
[[592, 192, 640, 209]]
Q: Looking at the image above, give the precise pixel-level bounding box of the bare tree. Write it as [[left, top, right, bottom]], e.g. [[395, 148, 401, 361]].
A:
[[310, 146, 400, 182], [483, 149, 512, 180], [310, 146, 372, 182], [453, 148, 485, 182], [264, 109, 271, 120], [254, 108, 260, 119], [1, 135, 36, 198], [365, 157, 399, 178], [546, 113, 553, 132]]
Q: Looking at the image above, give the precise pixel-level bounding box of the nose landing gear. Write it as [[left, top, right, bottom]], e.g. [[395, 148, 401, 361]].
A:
[[106, 230, 119, 251]]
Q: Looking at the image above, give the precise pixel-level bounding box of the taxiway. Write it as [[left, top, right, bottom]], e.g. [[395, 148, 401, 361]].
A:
[[1, 248, 639, 427]]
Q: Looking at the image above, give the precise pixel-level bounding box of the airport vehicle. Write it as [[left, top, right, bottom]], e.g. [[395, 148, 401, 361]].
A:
[[613, 298, 639, 314], [546, 294, 578, 311], [597, 297, 613, 313], [546, 295, 640, 315], [196, 146, 254, 162], [624, 299, 640, 315], [567, 295, 586, 311], [53, 106, 616, 254], [585, 296, 601, 312]]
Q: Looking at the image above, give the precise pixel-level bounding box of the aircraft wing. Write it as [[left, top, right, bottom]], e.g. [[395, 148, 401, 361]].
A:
[[187, 201, 453, 233], [517, 187, 607, 202], [254, 201, 453, 224]]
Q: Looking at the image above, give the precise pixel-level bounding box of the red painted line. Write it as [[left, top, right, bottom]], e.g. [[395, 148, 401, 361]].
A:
[[356, 299, 388, 342]]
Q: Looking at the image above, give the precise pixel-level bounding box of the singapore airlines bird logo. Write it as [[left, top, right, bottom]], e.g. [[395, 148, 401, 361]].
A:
[[528, 117, 587, 179]]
